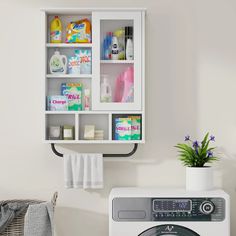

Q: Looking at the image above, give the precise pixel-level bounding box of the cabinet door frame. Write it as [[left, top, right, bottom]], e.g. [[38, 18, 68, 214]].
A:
[[92, 11, 142, 111]]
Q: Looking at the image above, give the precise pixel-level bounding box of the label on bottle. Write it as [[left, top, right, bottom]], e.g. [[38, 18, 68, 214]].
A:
[[50, 31, 62, 42], [112, 50, 119, 55], [126, 54, 133, 60], [112, 43, 119, 54]]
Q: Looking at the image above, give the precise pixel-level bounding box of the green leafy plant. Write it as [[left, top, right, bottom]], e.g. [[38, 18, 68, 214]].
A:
[[175, 133, 219, 167]]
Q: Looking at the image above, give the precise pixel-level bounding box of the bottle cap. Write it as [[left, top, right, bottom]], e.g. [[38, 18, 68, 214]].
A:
[[102, 74, 109, 78], [125, 26, 133, 38], [84, 89, 90, 96], [101, 74, 109, 83], [125, 27, 129, 36], [129, 26, 133, 36]]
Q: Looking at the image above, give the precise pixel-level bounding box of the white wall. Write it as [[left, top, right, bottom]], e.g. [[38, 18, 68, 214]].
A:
[[1, 0, 236, 235]]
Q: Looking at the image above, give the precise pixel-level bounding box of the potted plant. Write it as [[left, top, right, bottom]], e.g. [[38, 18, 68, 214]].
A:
[[175, 133, 219, 191]]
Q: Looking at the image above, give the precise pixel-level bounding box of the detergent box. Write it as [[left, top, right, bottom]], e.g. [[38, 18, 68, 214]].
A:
[[76, 49, 92, 74], [47, 96, 68, 111], [128, 115, 141, 140], [61, 83, 82, 110], [114, 118, 132, 140], [68, 54, 80, 74]]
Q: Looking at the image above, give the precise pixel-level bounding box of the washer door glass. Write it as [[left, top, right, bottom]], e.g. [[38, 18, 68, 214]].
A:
[[138, 224, 200, 236]]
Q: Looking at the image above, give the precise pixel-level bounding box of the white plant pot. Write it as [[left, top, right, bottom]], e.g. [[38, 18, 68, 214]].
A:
[[186, 167, 213, 191]]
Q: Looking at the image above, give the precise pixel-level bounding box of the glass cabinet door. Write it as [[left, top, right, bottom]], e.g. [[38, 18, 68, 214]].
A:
[[92, 11, 143, 111]]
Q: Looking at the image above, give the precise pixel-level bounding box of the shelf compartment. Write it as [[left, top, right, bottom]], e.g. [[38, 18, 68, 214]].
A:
[[100, 63, 133, 94], [47, 47, 92, 75], [100, 19, 134, 60], [45, 114, 76, 141], [98, 64, 135, 106], [46, 14, 92, 44], [112, 113, 142, 141], [92, 63, 141, 110], [78, 114, 109, 141], [46, 78, 91, 111]]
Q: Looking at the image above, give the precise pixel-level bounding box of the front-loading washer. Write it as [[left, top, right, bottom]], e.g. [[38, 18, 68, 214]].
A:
[[109, 188, 230, 236]]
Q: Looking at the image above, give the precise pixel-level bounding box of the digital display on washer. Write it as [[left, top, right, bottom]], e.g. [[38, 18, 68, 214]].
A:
[[153, 199, 192, 212]]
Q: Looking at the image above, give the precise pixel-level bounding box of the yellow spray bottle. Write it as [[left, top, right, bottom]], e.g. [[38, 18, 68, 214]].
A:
[[50, 16, 62, 43]]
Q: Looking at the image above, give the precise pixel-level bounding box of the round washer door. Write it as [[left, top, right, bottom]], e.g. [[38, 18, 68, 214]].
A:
[[138, 224, 200, 236]]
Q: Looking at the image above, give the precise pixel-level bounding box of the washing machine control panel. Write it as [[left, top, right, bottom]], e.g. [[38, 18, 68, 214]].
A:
[[112, 197, 226, 222], [151, 198, 224, 221]]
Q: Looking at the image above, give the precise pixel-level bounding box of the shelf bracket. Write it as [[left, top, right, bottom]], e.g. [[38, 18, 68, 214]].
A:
[[51, 143, 138, 158]]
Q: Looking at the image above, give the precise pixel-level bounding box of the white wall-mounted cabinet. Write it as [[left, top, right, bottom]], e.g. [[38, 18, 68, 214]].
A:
[[42, 8, 145, 144]]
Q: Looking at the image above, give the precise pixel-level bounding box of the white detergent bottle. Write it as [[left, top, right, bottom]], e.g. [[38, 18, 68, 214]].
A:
[[111, 36, 119, 60], [49, 50, 67, 74], [126, 38, 133, 60], [100, 75, 112, 103]]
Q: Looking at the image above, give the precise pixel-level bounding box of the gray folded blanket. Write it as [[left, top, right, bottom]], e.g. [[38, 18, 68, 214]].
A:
[[0, 202, 28, 233], [24, 202, 54, 236]]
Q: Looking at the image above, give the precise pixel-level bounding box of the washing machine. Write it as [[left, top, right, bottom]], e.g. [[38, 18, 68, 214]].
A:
[[109, 188, 230, 236]]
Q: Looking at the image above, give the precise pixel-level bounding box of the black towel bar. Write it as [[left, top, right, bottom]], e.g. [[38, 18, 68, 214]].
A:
[[51, 143, 138, 158]]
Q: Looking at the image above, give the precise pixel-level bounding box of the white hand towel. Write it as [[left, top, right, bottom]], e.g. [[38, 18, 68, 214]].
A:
[[64, 153, 103, 189]]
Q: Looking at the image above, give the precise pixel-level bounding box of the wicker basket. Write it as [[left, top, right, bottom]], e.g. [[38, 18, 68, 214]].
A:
[[0, 192, 58, 236]]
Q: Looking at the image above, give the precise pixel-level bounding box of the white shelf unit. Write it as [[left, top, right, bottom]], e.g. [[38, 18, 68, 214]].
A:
[[42, 8, 145, 144]]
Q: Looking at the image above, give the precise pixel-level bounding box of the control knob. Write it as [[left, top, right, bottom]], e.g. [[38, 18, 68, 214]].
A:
[[199, 201, 215, 215]]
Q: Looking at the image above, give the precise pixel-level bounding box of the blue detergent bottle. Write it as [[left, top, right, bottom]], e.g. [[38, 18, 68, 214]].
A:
[[103, 32, 113, 60]]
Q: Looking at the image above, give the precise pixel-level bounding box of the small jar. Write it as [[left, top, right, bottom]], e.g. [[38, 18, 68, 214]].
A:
[[63, 125, 74, 140], [48, 126, 62, 140]]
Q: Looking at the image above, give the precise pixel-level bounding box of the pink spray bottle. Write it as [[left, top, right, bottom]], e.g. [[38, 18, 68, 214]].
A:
[[114, 66, 134, 103]]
